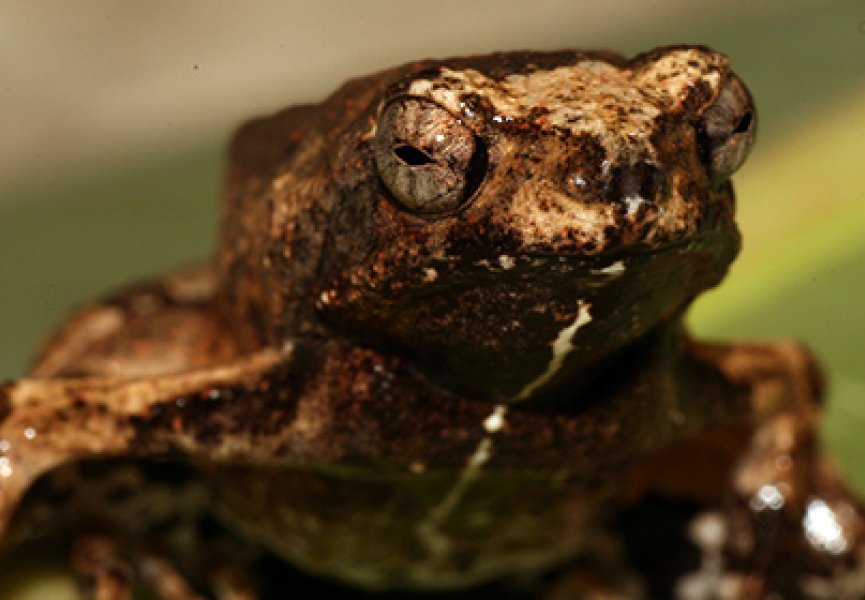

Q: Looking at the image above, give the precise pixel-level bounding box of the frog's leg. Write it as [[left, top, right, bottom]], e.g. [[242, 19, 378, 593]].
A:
[[631, 339, 824, 500], [0, 353, 284, 599], [0, 345, 292, 557], [0, 342, 285, 529], [0, 265, 282, 598], [635, 339, 865, 597], [703, 340, 865, 597]]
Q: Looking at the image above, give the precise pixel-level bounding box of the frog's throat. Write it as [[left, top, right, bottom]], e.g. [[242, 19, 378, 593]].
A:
[[510, 300, 593, 403]]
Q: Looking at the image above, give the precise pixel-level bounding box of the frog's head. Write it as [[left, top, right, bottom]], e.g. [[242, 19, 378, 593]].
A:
[[220, 46, 755, 403]]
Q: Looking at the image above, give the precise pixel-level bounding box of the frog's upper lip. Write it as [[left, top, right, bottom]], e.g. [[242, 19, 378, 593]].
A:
[[513, 228, 739, 272], [518, 209, 739, 266], [521, 236, 701, 263]]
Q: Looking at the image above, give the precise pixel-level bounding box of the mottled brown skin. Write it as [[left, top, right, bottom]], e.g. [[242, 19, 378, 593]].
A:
[[0, 46, 862, 599]]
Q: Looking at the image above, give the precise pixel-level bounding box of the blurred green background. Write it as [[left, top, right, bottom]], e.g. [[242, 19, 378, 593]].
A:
[[1, 0, 864, 596]]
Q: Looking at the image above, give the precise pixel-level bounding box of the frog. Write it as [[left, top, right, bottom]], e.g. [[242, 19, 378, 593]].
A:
[[1, 44, 863, 599]]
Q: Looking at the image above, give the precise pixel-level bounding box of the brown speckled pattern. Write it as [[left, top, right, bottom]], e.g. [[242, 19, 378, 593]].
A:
[[0, 46, 863, 599]]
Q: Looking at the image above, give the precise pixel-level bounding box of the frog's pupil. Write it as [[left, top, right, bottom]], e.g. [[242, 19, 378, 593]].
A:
[[393, 144, 435, 166], [734, 111, 753, 134]]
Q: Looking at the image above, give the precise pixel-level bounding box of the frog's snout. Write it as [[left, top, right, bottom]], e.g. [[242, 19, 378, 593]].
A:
[[603, 160, 667, 208]]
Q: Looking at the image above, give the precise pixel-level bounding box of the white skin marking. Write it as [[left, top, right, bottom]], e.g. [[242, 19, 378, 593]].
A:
[[416, 404, 507, 561], [497, 255, 516, 270], [676, 512, 742, 600], [511, 301, 593, 403], [803, 497, 848, 555], [749, 483, 785, 512], [623, 193, 645, 216], [482, 404, 507, 434], [590, 260, 626, 277]]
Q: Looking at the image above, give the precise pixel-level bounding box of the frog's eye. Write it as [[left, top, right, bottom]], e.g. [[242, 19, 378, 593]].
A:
[[698, 74, 757, 183], [373, 97, 486, 215]]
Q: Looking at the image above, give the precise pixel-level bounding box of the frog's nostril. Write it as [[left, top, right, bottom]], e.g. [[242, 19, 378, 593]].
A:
[[605, 161, 666, 214]]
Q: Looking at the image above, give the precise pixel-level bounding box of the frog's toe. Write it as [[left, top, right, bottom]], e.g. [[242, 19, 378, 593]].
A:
[[137, 554, 207, 600], [209, 566, 259, 600], [0, 382, 60, 546], [72, 535, 213, 600], [71, 535, 134, 600], [137, 557, 259, 600]]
